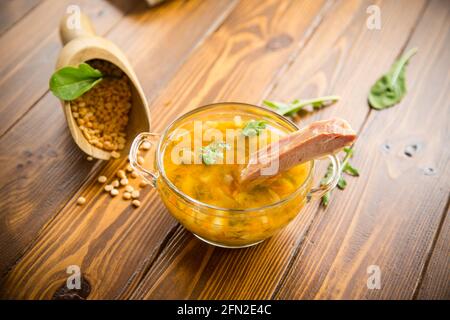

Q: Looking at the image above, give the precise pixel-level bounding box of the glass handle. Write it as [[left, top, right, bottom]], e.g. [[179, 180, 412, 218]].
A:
[[308, 154, 341, 201], [129, 132, 160, 187]]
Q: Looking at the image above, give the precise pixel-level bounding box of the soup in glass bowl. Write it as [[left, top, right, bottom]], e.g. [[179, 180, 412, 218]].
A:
[[130, 103, 340, 248]]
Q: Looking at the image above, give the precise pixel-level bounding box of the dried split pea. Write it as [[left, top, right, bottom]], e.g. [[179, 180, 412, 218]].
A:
[[77, 197, 86, 205], [130, 171, 138, 179], [110, 189, 119, 197], [71, 60, 131, 156], [98, 176, 107, 183], [125, 164, 133, 173], [111, 180, 120, 188], [132, 200, 141, 208], [139, 180, 149, 188], [123, 192, 131, 200], [141, 141, 151, 150], [125, 185, 134, 193], [111, 151, 121, 159], [120, 178, 129, 186], [104, 184, 113, 192], [131, 190, 140, 199], [87, 156, 94, 161], [117, 170, 126, 179]]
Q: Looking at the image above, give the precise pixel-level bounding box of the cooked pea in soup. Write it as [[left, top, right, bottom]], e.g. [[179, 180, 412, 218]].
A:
[[157, 105, 312, 247]]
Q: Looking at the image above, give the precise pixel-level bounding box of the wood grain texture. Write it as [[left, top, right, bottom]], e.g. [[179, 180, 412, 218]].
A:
[[0, 0, 238, 291], [0, 0, 40, 36], [0, 0, 140, 279], [130, 0, 429, 300], [0, 0, 140, 137], [0, 0, 328, 299], [416, 200, 450, 300], [275, 0, 450, 299], [0, 0, 448, 300]]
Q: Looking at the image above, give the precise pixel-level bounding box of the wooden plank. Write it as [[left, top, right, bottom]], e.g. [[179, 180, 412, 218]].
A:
[[0, 0, 140, 137], [130, 0, 427, 299], [0, 0, 328, 299], [416, 202, 450, 300], [0, 0, 41, 36], [275, 0, 450, 299], [0, 0, 142, 278], [0, 0, 239, 298]]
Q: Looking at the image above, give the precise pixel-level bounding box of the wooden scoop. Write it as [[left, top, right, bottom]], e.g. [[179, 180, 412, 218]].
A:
[[240, 118, 357, 183], [56, 12, 150, 160]]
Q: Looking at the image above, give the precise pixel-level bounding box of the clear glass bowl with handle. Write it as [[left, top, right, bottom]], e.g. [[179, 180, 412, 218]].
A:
[[129, 103, 340, 248]]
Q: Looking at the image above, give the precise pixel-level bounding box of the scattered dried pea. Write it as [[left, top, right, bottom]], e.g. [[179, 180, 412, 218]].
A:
[[130, 171, 138, 179], [125, 185, 134, 193], [104, 184, 113, 192], [141, 141, 151, 150], [132, 200, 141, 207], [86, 156, 94, 161], [111, 151, 121, 159], [77, 197, 86, 205], [139, 180, 149, 188], [117, 170, 126, 179], [120, 178, 129, 186], [111, 180, 120, 187], [131, 190, 140, 199], [110, 189, 119, 197], [98, 175, 107, 183], [123, 192, 131, 200]]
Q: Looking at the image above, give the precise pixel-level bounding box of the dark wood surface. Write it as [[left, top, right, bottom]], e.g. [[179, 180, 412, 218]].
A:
[[0, 0, 448, 299]]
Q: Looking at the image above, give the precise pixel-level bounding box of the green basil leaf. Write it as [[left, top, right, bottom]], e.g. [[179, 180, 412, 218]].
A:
[[337, 177, 347, 190], [321, 146, 359, 207], [242, 120, 267, 137], [321, 192, 330, 207], [49, 63, 103, 101], [343, 147, 354, 158], [201, 142, 230, 165], [368, 47, 417, 110], [264, 95, 340, 116], [343, 163, 360, 176]]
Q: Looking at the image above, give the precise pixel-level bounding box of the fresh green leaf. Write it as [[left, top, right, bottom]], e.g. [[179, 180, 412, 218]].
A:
[[337, 177, 347, 190], [320, 146, 360, 207], [343, 147, 354, 158], [343, 163, 360, 176], [242, 120, 267, 137], [49, 63, 103, 101], [263, 95, 340, 116], [321, 192, 330, 207], [368, 47, 418, 110], [201, 142, 230, 165]]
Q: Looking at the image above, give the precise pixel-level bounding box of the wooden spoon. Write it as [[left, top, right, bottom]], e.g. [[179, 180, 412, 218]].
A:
[[240, 118, 357, 183], [56, 12, 150, 160]]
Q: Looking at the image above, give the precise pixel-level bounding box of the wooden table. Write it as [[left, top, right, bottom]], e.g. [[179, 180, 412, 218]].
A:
[[0, 0, 448, 300]]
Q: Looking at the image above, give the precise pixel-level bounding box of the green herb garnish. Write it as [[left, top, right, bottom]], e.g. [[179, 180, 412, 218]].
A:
[[49, 63, 103, 101], [264, 95, 340, 116], [201, 142, 230, 165], [321, 147, 359, 207], [368, 47, 417, 110], [242, 120, 267, 137]]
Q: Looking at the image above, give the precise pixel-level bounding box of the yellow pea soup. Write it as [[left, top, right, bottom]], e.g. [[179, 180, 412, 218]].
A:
[[157, 106, 312, 247]]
